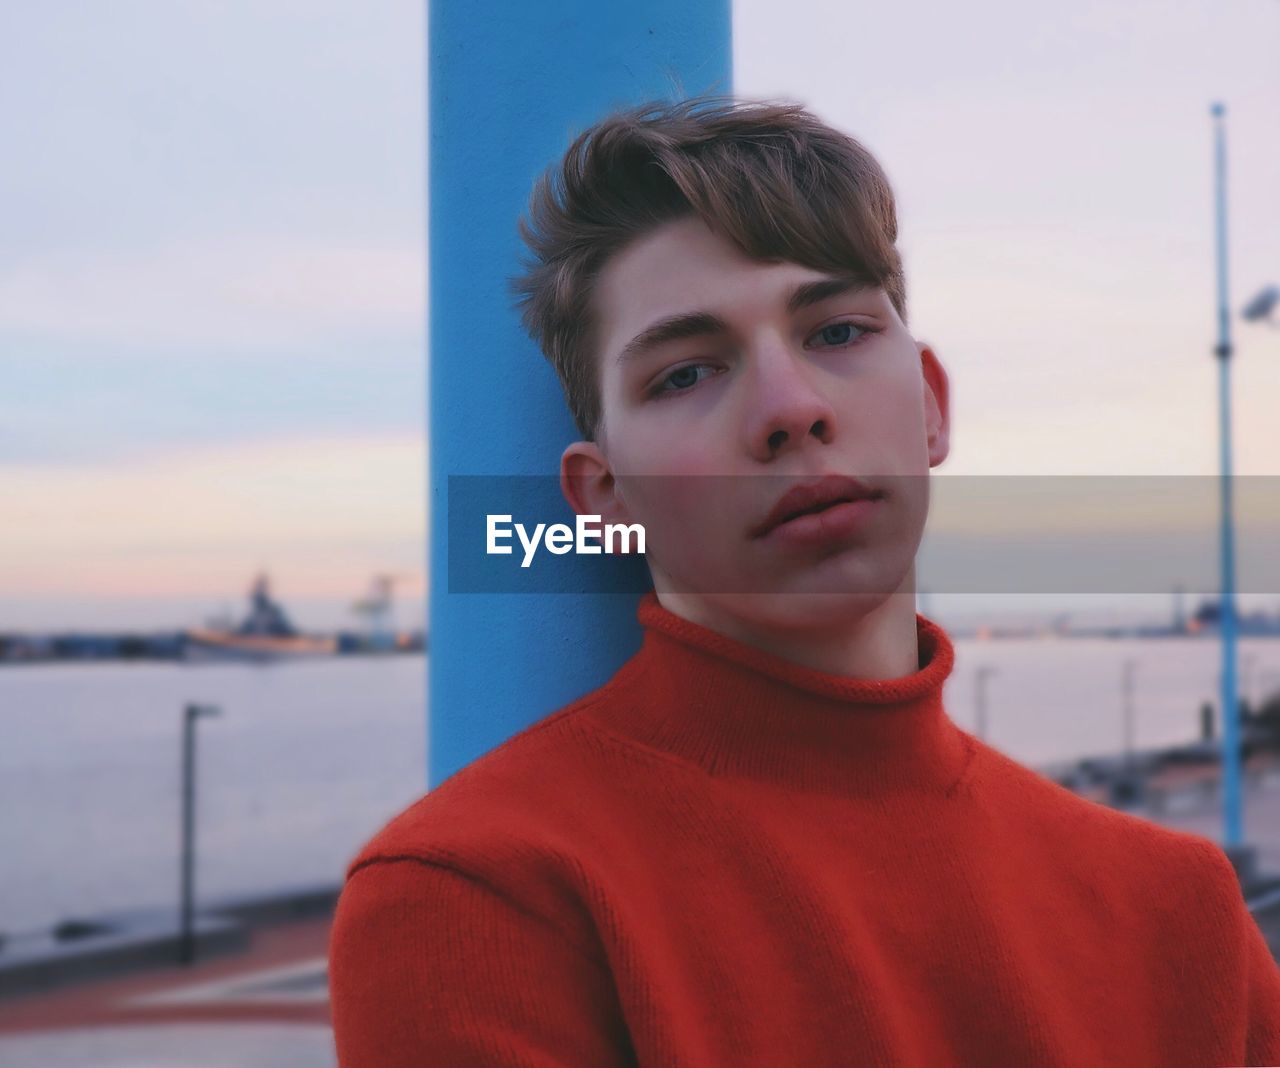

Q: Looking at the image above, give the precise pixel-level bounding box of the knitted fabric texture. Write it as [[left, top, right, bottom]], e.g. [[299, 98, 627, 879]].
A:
[[330, 591, 1280, 1066]]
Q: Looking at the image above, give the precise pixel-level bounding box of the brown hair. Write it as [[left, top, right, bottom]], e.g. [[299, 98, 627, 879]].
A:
[[509, 95, 907, 442]]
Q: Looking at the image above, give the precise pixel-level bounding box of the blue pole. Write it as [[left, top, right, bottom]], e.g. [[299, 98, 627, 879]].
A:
[[427, 2, 732, 786], [1210, 101, 1242, 848]]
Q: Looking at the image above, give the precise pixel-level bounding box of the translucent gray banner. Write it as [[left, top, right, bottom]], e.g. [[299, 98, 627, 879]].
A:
[[446, 475, 1280, 595]]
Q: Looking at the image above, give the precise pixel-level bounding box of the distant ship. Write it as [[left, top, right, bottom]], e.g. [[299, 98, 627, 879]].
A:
[[1183, 598, 1280, 637], [183, 574, 338, 662]]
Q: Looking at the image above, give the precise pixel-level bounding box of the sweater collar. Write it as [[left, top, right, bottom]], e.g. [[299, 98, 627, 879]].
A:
[[585, 591, 971, 797]]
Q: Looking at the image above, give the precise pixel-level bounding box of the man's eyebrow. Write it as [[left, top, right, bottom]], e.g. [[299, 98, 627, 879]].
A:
[[615, 276, 872, 365], [616, 312, 730, 364], [785, 275, 871, 314]]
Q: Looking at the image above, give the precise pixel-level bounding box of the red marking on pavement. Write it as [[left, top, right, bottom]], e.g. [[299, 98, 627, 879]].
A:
[[0, 917, 333, 1036]]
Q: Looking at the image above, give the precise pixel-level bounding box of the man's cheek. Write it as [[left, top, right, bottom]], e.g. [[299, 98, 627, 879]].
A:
[[642, 500, 729, 579]]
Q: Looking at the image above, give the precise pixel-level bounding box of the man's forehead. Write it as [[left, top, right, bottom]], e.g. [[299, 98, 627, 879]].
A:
[[599, 216, 803, 298], [596, 220, 875, 355]]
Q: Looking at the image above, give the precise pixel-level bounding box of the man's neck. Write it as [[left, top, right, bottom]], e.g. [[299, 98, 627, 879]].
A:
[[652, 585, 921, 680]]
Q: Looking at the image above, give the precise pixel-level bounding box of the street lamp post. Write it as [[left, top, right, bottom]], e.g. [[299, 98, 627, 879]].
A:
[[1209, 102, 1243, 853], [1121, 658, 1137, 771], [975, 666, 997, 742], [180, 701, 221, 965], [1242, 653, 1256, 712]]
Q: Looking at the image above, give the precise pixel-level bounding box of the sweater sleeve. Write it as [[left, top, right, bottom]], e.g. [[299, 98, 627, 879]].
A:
[[328, 856, 636, 1067]]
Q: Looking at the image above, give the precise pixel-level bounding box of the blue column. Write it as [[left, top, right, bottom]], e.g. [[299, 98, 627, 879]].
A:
[[427, 1, 732, 786]]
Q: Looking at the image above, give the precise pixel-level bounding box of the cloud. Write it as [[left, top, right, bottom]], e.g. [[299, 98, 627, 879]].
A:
[[0, 238, 426, 350], [0, 432, 428, 599]]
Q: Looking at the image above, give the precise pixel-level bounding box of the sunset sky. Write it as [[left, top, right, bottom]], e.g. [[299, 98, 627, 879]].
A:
[[2, 1, 1277, 631]]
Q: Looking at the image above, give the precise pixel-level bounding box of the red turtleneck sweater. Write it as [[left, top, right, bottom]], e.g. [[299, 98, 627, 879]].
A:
[[329, 593, 1280, 1066]]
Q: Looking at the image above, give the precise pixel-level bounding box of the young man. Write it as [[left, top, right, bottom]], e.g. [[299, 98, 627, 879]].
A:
[[329, 98, 1280, 1066]]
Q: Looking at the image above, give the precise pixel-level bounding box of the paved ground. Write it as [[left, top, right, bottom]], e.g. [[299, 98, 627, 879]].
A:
[[0, 916, 334, 1066], [0, 1024, 336, 1067], [1, 771, 1275, 1066]]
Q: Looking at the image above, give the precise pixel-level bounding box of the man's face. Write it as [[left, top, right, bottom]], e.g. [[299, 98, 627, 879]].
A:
[[561, 214, 950, 634]]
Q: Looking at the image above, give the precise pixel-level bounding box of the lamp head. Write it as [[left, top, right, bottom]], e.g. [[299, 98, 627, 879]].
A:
[[1242, 285, 1279, 324]]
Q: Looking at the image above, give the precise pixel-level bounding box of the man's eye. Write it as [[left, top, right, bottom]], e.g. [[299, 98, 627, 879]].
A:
[[652, 364, 713, 397], [810, 321, 869, 348]]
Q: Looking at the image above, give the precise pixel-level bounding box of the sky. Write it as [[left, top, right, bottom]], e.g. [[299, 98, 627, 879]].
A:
[[1, 3, 427, 629], [736, 0, 1280, 478], [1, 1, 1277, 631]]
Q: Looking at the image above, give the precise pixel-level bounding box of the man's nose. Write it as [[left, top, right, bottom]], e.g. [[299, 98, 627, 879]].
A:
[[741, 342, 838, 462]]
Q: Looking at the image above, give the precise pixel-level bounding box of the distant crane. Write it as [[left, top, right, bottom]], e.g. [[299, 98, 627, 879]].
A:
[[351, 573, 414, 651]]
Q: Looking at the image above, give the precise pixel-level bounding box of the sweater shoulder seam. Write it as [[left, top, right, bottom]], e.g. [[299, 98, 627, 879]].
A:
[[345, 853, 611, 973], [945, 731, 983, 799]]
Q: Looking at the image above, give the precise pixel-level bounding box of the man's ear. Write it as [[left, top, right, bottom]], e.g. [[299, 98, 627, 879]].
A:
[[560, 440, 632, 524], [918, 341, 951, 467]]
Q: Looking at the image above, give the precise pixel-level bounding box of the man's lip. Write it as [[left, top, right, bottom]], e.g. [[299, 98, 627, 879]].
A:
[[749, 474, 884, 539]]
